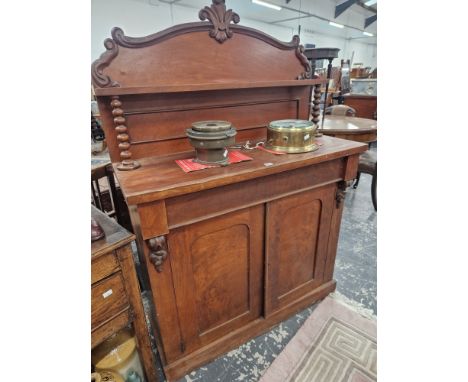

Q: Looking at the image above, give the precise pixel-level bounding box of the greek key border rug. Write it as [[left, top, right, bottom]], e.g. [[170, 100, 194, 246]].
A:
[[260, 296, 377, 382]]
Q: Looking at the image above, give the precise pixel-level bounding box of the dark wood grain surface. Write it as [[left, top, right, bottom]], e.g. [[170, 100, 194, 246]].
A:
[[321, 115, 377, 143], [265, 185, 335, 315], [115, 136, 366, 205], [322, 115, 377, 133], [94, 79, 325, 96], [342, 94, 377, 120]]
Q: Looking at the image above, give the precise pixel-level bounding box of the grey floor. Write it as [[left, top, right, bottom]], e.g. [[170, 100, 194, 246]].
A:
[[173, 147, 377, 382]]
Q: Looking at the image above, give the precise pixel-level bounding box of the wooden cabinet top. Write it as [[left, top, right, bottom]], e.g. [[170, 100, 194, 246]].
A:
[[115, 136, 366, 205], [91, 206, 135, 258]]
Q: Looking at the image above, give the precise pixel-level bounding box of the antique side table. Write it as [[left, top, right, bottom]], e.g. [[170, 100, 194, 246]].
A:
[[91, 206, 158, 382], [321, 115, 377, 143]]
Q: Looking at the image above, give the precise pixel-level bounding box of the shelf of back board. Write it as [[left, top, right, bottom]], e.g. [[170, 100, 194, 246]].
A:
[[93, 79, 328, 96]]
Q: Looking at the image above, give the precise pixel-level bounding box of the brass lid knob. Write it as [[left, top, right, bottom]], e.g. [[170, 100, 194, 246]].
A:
[[191, 120, 232, 132]]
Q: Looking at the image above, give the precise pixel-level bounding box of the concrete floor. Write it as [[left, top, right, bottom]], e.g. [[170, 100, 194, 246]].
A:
[[175, 147, 377, 382]]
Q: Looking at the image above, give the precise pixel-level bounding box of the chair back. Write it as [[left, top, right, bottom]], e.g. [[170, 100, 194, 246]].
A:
[[325, 104, 356, 117], [91, 163, 132, 231]]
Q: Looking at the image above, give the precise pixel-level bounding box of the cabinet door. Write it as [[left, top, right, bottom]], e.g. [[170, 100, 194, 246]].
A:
[[265, 184, 335, 315], [167, 205, 264, 355]]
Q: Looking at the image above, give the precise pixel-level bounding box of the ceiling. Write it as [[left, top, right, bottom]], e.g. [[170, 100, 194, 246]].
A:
[[171, 0, 377, 43]]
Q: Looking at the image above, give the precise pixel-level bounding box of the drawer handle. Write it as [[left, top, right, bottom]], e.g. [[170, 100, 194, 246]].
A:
[[147, 236, 168, 273], [102, 289, 113, 299]]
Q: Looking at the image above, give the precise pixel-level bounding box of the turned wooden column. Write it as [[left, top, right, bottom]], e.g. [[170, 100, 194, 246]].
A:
[[110, 96, 140, 171], [311, 83, 322, 135]]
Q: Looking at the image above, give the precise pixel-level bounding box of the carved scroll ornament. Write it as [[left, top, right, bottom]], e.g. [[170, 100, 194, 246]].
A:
[[199, 0, 240, 43], [295, 40, 312, 80], [91, 38, 120, 88], [147, 236, 168, 273]]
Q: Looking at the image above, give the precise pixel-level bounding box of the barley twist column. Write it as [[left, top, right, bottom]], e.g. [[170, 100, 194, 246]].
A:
[[110, 96, 140, 171], [311, 83, 322, 136]]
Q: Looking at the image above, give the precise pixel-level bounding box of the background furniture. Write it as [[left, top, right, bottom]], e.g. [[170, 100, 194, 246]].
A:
[[321, 115, 377, 143], [91, 206, 158, 381], [353, 150, 377, 211], [325, 104, 356, 117], [91, 1, 367, 380], [350, 78, 377, 96], [330, 59, 351, 106], [339, 59, 351, 94], [91, 113, 107, 154], [91, 162, 132, 232], [304, 47, 340, 124], [91, 112, 107, 154], [350, 64, 371, 78], [91, 113, 105, 142], [343, 94, 377, 120]]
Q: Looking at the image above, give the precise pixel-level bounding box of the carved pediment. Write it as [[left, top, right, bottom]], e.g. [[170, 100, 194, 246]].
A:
[[91, 0, 312, 88], [199, 0, 240, 43]]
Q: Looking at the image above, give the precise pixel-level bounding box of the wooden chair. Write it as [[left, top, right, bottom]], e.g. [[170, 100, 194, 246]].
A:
[[325, 104, 356, 116], [353, 150, 377, 211], [91, 163, 133, 231]]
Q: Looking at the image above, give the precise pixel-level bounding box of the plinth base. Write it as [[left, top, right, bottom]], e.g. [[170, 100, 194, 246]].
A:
[[117, 160, 141, 171]]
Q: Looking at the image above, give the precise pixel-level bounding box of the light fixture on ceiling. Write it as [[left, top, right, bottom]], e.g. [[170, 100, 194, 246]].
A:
[[329, 21, 344, 29], [363, 31, 374, 36], [365, 0, 377, 6], [252, 0, 282, 11]]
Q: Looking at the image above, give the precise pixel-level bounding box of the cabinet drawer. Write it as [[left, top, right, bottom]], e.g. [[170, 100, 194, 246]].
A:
[[91, 251, 120, 284], [91, 272, 129, 330], [166, 158, 344, 229], [91, 309, 132, 348]]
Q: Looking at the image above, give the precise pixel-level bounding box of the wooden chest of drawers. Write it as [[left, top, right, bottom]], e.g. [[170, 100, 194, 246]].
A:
[[91, 206, 158, 382]]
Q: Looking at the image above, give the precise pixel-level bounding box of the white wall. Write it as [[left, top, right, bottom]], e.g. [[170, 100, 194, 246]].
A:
[[92, 0, 376, 69]]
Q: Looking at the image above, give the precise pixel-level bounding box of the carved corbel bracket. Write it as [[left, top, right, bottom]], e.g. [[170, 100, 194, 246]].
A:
[[146, 236, 168, 273], [336, 180, 352, 208], [199, 0, 240, 43]]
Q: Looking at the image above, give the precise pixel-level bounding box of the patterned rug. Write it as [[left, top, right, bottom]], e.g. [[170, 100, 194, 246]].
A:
[[260, 296, 376, 382]]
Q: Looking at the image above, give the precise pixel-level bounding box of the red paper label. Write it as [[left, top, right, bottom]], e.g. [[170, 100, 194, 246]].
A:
[[175, 151, 253, 173]]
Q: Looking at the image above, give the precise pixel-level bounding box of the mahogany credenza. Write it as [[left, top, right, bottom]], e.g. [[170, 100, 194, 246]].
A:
[[91, 1, 367, 380]]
